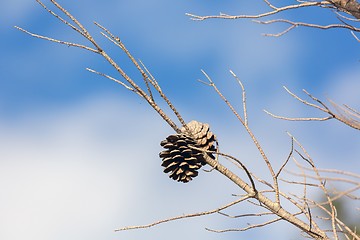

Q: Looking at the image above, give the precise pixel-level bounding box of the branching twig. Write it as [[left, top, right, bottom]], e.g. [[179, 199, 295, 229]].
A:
[[115, 195, 251, 231], [189, 145, 257, 193], [86, 68, 138, 94], [229, 70, 248, 126], [265, 87, 360, 130], [186, 0, 360, 37], [17, 0, 183, 134], [18, 1, 359, 239], [94, 22, 155, 102], [290, 134, 341, 239], [218, 211, 274, 218], [255, 19, 360, 37], [14, 26, 98, 53], [275, 135, 294, 178], [200, 70, 281, 205], [186, 1, 329, 21], [205, 216, 284, 232]]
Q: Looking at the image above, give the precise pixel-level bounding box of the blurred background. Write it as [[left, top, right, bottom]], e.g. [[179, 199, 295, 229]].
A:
[[0, 0, 359, 239]]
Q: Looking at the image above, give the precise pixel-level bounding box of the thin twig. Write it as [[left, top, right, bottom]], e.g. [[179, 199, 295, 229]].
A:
[[86, 68, 139, 95], [218, 211, 274, 218], [351, 31, 360, 42], [280, 179, 320, 188], [28, 0, 182, 133], [205, 216, 284, 232], [229, 70, 248, 126], [287, 87, 329, 112], [264, 109, 333, 121], [115, 195, 250, 231], [290, 133, 339, 240], [139, 60, 162, 92], [94, 22, 156, 103], [188, 145, 257, 193], [276, 136, 293, 178], [266, 86, 360, 130], [35, 0, 85, 37], [14, 26, 99, 53], [93, 22, 189, 132], [255, 19, 360, 37], [301, 167, 360, 179], [186, 1, 328, 21], [201, 70, 280, 205]]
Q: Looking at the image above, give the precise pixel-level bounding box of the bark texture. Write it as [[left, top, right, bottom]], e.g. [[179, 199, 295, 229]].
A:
[[330, 0, 360, 19]]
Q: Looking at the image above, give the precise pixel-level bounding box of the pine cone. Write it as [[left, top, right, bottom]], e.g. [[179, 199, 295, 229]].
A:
[[159, 120, 217, 183], [181, 120, 217, 159]]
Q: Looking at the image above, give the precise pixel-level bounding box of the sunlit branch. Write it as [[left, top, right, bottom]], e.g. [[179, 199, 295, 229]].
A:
[[265, 87, 360, 131], [115, 195, 250, 231]]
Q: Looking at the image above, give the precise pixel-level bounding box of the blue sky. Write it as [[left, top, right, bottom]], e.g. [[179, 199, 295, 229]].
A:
[[1, 1, 359, 240]]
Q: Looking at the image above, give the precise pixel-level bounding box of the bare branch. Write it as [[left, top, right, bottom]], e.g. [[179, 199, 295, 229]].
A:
[[255, 19, 360, 37], [218, 211, 274, 219], [334, 217, 360, 240], [229, 70, 248, 126], [139, 60, 162, 93], [188, 146, 258, 193], [275, 135, 294, 178], [329, 0, 360, 19], [35, 0, 85, 37], [202, 151, 328, 239], [91, 22, 191, 132], [205, 216, 284, 232], [265, 87, 360, 130], [302, 167, 360, 179], [334, 10, 360, 22], [19, 0, 190, 137], [290, 134, 340, 239], [287, 87, 329, 112], [201, 70, 281, 205], [186, 1, 329, 21], [14, 26, 99, 53], [115, 195, 251, 231], [351, 31, 360, 41], [264, 109, 333, 122], [20, 1, 355, 238], [187, 0, 360, 37], [328, 100, 360, 130], [94, 22, 155, 102], [86, 68, 139, 94], [282, 181, 321, 189]]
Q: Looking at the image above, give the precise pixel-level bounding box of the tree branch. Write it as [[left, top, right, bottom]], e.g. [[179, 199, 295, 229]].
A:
[[187, 0, 360, 37], [265, 87, 360, 131], [115, 195, 251, 231]]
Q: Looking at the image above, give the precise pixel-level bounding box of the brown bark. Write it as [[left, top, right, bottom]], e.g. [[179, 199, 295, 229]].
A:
[[329, 0, 360, 19]]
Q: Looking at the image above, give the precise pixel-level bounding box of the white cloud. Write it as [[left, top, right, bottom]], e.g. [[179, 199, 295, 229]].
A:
[[2, 86, 357, 239], [0, 93, 308, 240], [0, 94, 234, 240], [3, 1, 358, 239], [0, 94, 162, 240], [326, 65, 360, 109]]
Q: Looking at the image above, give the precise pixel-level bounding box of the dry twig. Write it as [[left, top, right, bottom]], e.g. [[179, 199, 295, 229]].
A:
[[186, 0, 360, 37], [116, 195, 251, 231], [17, 1, 359, 239], [264, 87, 360, 130]]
